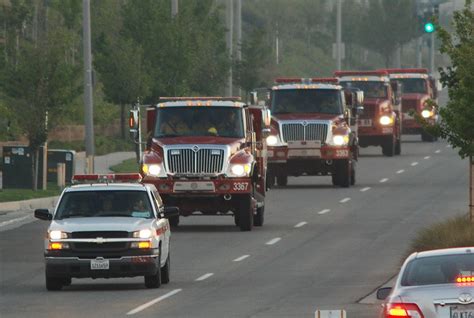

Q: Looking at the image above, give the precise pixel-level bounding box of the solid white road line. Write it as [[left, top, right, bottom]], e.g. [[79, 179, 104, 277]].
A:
[[0, 215, 31, 228], [127, 289, 182, 315], [435, 149, 441, 153], [380, 178, 388, 183], [195, 273, 214, 281], [294, 221, 307, 228], [411, 162, 419, 166], [360, 187, 371, 192], [233, 255, 250, 262], [339, 197, 351, 203], [317, 209, 331, 215], [396, 169, 405, 174], [266, 237, 281, 245], [424, 156, 431, 160]]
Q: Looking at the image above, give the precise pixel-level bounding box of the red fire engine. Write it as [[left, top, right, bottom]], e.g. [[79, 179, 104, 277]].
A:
[[129, 97, 270, 231], [382, 68, 439, 142], [335, 71, 402, 156], [266, 77, 363, 188]]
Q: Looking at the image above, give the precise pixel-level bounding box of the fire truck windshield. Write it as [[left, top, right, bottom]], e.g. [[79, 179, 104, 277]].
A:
[[340, 81, 388, 99], [154, 107, 245, 138], [394, 78, 427, 94], [271, 89, 343, 115]]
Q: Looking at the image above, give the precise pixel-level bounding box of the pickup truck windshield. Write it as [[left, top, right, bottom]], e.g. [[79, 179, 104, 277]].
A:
[[340, 81, 387, 99], [155, 106, 244, 138], [271, 89, 343, 115], [401, 254, 474, 286], [55, 191, 153, 219], [394, 78, 427, 94]]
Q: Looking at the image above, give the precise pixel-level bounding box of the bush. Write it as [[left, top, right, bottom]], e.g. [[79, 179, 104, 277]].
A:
[[408, 215, 474, 254]]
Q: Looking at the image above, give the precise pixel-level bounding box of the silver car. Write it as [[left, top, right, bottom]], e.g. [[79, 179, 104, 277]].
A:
[[34, 174, 179, 291], [378, 247, 474, 318]]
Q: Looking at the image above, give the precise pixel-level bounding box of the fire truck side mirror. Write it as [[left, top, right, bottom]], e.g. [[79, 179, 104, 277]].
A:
[[262, 109, 272, 128], [249, 91, 258, 105], [129, 109, 140, 141]]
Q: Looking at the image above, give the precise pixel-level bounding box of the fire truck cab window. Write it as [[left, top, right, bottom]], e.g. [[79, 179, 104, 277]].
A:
[[271, 89, 343, 115], [396, 78, 427, 94], [155, 107, 245, 138], [341, 81, 388, 99]]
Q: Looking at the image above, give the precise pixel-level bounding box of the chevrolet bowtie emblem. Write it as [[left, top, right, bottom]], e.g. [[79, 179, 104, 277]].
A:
[[95, 237, 105, 244], [458, 293, 473, 304]]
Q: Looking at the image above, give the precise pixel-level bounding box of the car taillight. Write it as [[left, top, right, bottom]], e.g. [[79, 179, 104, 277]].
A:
[[384, 303, 424, 318]]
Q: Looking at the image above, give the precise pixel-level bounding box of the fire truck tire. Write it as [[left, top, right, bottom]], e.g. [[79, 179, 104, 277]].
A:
[[169, 216, 179, 227], [254, 205, 264, 226], [46, 275, 64, 291], [276, 175, 288, 187], [238, 194, 253, 231], [334, 159, 351, 188], [421, 131, 437, 142], [350, 164, 356, 186], [161, 253, 170, 284], [266, 173, 275, 189], [331, 174, 338, 186], [145, 248, 162, 288], [382, 137, 395, 157], [395, 139, 402, 155], [234, 213, 240, 226]]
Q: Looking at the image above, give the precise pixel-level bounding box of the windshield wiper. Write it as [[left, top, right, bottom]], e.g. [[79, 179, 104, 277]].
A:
[[156, 134, 180, 138], [99, 213, 132, 217]]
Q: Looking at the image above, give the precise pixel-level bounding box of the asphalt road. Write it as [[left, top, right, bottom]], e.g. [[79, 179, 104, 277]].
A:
[[0, 135, 467, 318]]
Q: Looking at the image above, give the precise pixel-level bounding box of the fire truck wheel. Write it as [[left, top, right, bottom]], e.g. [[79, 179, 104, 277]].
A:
[[421, 131, 437, 142], [169, 215, 179, 227], [238, 194, 253, 231], [276, 175, 288, 187], [254, 205, 264, 227], [331, 173, 338, 186], [350, 163, 356, 186], [234, 213, 240, 226], [161, 253, 170, 284], [334, 159, 351, 188], [46, 275, 63, 291], [266, 173, 275, 189], [382, 137, 395, 157], [395, 139, 402, 155]]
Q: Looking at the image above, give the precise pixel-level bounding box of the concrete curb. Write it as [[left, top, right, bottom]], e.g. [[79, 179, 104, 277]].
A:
[[0, 196, 59, 213]]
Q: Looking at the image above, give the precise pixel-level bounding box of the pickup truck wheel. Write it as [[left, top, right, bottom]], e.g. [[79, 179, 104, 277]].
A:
[[276, 175, 288, 187], [253, 205, 264, 227], [46, 275, 63, 291], [169, 215, 179, 227], [161, 253, 170, 284], [382, 137, 395, 157], [334, 159, 351, 188], [238, 194, 253, 231], [145, 250, 162, 288]]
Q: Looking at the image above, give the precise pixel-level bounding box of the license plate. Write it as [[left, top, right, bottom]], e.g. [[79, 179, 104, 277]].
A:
[[173, 181, 215, 192], [90, 258, 109, 270], [288, 140, 321, 149], [288, 149, 321, 157], [450, 304, 474, 318], [358, 119, 372, 127]]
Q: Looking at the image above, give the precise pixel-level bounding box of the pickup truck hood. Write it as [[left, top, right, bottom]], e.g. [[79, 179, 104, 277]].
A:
[[50, 217, 154, 233]]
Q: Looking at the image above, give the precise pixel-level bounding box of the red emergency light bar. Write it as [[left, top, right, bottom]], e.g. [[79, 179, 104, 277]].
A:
[[275, 78, 307, 83], [159, 96, 241, 102], [334, 70, 388, 77], [381, 68, 428, 74], [72, 173, 142, 184], [311, 77, 339, 84]]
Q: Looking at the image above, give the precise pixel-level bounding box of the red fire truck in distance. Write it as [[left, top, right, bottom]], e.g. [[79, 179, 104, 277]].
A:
[[335, 71, 402, 156], [129, 97, 270, 232], [382, 68, 439, 142], [266, 77, 363, 188]]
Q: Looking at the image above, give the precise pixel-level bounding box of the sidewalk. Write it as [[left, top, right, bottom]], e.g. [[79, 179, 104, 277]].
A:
[[0, 151, 135, 214]]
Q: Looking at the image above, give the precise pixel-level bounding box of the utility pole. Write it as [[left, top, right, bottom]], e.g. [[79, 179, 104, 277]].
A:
[[225, 0, 234, 97], [235, 0, 242, 97], [429, 29, 435, 74], [82, 0, 94, 173], [336, 0, 342, 70], [171, 0, 178, 18], [471, 156, 474, 223], [416, 37, 423, 67], [275, 26, 279, 65]]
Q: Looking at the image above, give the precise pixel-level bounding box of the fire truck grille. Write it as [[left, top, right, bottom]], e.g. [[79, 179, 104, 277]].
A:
[[281, 123, 328, 142], [402, 100, 418, 113], [360, 104, 376, 119], [166, 148, 225, 175]]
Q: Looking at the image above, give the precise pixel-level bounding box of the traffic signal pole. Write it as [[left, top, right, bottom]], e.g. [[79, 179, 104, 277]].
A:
[[430, 31, 435, 74]]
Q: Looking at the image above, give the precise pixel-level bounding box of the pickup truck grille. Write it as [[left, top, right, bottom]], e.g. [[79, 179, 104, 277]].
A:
[[281, 123, 328, 142], [70, 231, 129, 238], [72, 242, 128, 250], [166, 148, 225, 175]]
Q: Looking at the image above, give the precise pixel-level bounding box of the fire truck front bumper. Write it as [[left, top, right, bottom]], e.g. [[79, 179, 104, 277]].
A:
[[267, 144, 351, 163], [142, 177, 254, 195]]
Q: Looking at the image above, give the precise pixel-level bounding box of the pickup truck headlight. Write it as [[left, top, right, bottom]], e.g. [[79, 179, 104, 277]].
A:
[[228, 163, 252, 177], [266, 135, 278, 146], [49, 230, 68, 240], [332, 135, 349, 146], [421, 109, 433, 118], [379, 115, 393, 126], [142, 163, 165, 177], [133, 229, 153, 239]]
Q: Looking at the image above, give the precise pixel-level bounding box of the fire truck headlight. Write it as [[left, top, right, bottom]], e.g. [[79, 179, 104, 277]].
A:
[[332, 135, 349, 146], [142, 164, 162, 177], [229, 164, 251, 177], [421, 109, 432, 118], [266, 135, 278, 146], [379, 115, 393, 126]]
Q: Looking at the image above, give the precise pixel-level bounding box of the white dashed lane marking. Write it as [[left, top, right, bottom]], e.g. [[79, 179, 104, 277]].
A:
[[195, 273, 214, 281], [424, 156, 431, 160], [411, 162, 419, 166], [266, 237, 281, 245], [339, 197, 351, 203], [317, 209, 331, 215], [396, 169, 405, 174], [380, 178, 389, 183], [360, 187, 371, 192], [435, 149, 441, 153], [127, 289, 182, 315], [233, 255, 250, 262], [294, 221, 307, 228]]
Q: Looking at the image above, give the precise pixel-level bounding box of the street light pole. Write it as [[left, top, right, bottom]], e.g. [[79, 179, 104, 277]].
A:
[[336, 0, 342, 70], [171, 0, 178, 18], [235, 0, 241, 97], [225, 0, 234, 97], [82, 0, 94, 173]]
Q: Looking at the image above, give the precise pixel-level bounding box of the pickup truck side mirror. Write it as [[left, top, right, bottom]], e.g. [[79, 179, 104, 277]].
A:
[[35, 209, 52, 221], [161, 206, 179, 219], [376, 287, 392, 300]]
